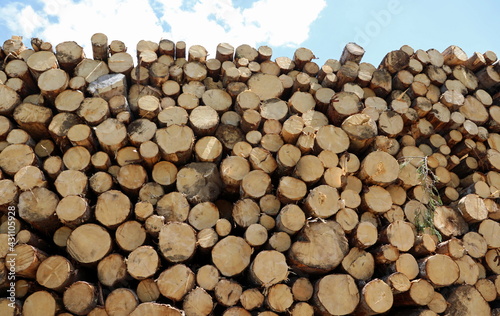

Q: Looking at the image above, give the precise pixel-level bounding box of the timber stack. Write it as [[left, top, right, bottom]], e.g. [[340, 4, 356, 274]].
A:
[[0, 35, 500, 316]]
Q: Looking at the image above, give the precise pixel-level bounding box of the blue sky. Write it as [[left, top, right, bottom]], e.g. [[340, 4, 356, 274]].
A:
[[1, 0, 500, 67]]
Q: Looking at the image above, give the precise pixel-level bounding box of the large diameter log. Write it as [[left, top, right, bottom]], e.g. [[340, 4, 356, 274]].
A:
[[313, 274, 359, 316], [158, 222, 197, 263], [288, 220, 349, 274]]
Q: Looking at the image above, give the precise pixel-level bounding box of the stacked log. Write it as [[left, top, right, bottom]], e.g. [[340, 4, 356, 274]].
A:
[[0, 34, 499, 315]]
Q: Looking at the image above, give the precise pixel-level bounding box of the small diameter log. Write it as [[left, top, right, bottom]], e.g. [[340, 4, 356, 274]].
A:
[[418, 254, 459, 287], [130, 302, 183, 316], [232, 198, 260, 229], [188, 202, 219, 230], [95, 189, 131, 229], [18, 187, 60, 234], [126, 246, 160, 280], [136, 278, 160, 303], [212, 236, 252, 277], [433, 206, 469, 238], [355, 278, 394, 315], [275, 204, 305, 235], [359, 150, 400, 186], [26, 50, 58, 79], [91, 33, 108, 61], [444, 285, 491, 316], [362, 185, 393, 214], [341, 113, 378, 152], [117, 164, 148, 195], [55, 41, 84, 72], [155, 125, 194, 165], [12, 244, 47, 278], [38, 68, 69, 103], [276, 176, 307, 204], [340, 42, 365, 64], [247, 73, 284, 100], [183, 287, 214, 316], [380, 220, 415, 252], [240, 288, 264, 311], [96, 253, 128, 287], [156, 191, 190, 222], [196, 264, 220, 292], [293, 155, 324, 186], [249, 250, 289, 287], [393, 279, 435, 307], [116, 220, 147, 252], [214, 279, 242, 307], [303, 184, 340, 218], [288, 220, 349, 274], [202, 88, 233, 114], [189, 106, 219, 136], [13, 102, 52, 139], [315, 125, 350, 154], [14, 165, 46, 191], [105, 288, 139, 316], [313, 274, 359, 316], [265, 284, 294, 313], [23, 291, 60, 316], [341, 247, 375, 281], [159, 222, 197, 263], [0, 85, 21, 116], [66, 223, 112, 265], [95, 118, 128, 156], [0, 143, 36, 176], [176, 162, 222, 204], [56, 195, 91, 228], [220, 156, 250, 194], [241, 170, 272, 199]]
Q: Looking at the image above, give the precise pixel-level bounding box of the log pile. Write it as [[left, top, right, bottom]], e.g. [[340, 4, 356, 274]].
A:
[[0, 34, 499, 315]]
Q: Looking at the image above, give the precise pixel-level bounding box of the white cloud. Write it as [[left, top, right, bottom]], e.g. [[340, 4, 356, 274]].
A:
[[160, 0, 327, 53], [0, 2, 49, 38], [1, 0, 326, 60]]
